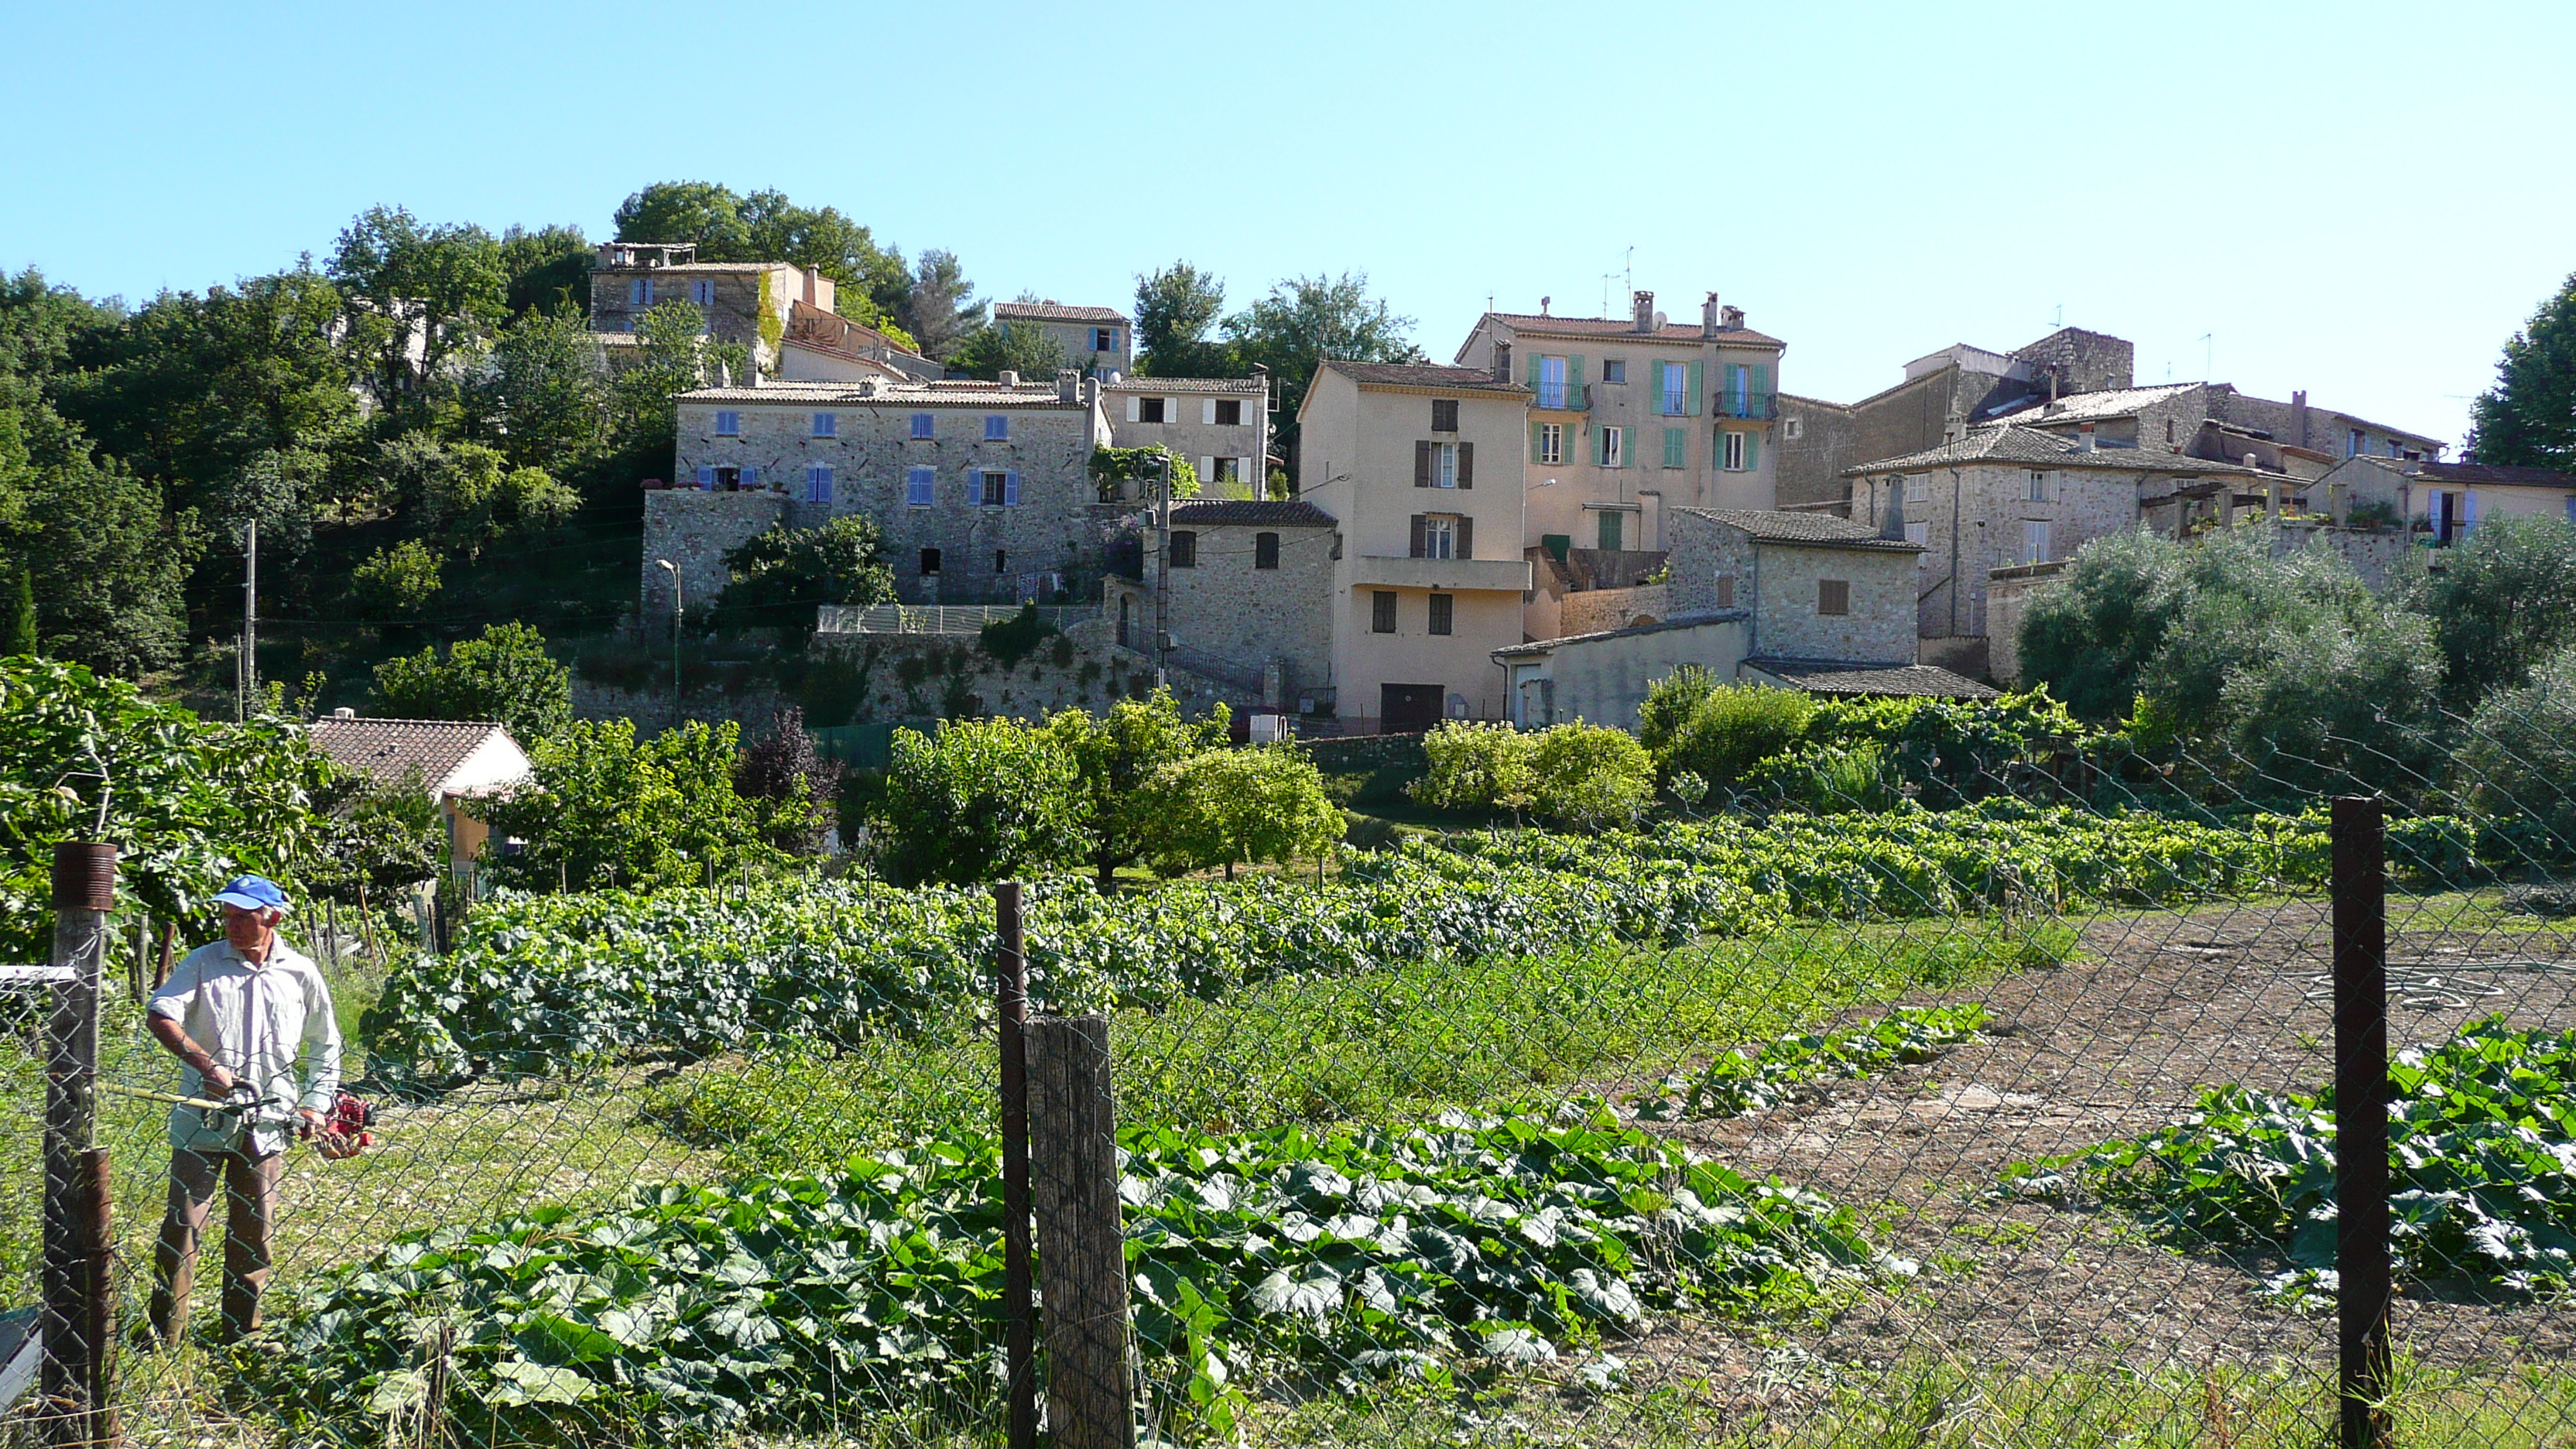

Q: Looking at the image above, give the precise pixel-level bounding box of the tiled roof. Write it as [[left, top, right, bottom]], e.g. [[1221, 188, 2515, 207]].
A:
[[1845, 425, 2268, 477], [678, 380, 1078, 406], [1102, 375, 1269, 395], [994, 302, 1129, 324], [1978, 382, 2199, 426], [1677, 508, 1925, 551], [1747, 660, 2000, 700], [1318, 361, 1530, 394], [307, 717, 515, 791], [2416, 461, 2576, 488], [1490, 610, 1749, 657], [594, 261, 787, 275], [1169, 499, 1335, 527], [1486, 312, 1786, 350]]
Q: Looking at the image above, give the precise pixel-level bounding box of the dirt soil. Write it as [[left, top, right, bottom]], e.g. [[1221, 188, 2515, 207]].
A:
[[1615, 896, 2576, 1408]]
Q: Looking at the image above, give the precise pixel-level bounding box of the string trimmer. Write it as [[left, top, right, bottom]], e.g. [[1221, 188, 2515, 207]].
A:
[[99, 1083, 376, 1158]]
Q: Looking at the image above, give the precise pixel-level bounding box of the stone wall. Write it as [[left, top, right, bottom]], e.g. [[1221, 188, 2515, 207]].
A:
[[1663, 512, 1916, 663], [1558, 583, 1670, 636], [1982, 562, 2064, 687], [1855, 460, 2146, 639], [1104, 518, 1335, 702], [1773, 394, 1860, 511], [641, 488, 788, 618], [2008, 327, 2134, 396]]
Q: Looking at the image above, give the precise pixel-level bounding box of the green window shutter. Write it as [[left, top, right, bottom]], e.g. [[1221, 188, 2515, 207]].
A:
[[1663, 427, 1685, 468], [1569, 355, 1586, 403], [1527, 351, 1543, 390], [1745, 431, 1760, 472], [1688, 360, 1704, 416], [1530, 420, 1544, 461], [1752, 362, 1773, 402]]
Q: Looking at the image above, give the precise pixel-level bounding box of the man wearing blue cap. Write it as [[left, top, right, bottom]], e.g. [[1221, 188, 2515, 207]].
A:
[[144, 874, 342, 1345]]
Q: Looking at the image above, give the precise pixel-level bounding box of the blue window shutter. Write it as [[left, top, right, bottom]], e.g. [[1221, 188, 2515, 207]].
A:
[[1688, 360, 1704, 416], [696, 465, 714, 488], [740, 465, 757, 488], [1005, 471, 1021, 506]]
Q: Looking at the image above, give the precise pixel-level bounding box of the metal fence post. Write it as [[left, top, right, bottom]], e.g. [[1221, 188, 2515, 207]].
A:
[[1029, 1014, 1135, 1449], [2331, 796, 2392, 1449], [994, 882, 1036, 1449], [41, 841, 116, 1448]]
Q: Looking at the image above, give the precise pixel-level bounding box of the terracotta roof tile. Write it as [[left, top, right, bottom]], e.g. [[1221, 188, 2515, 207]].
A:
[[1101, 376, 1269, 395], [1746, 660, 2000, 699], [1317, 361, 1530, 394], [1488, 312, 1786, 349], [2416, 461, 2576, 488], [307, 718, 515, 792], [1846, 425, 2269, 477], [1170, 499, 1335, 527], [993, 302, 1129, 324], [1677, 507, 1924, 551]]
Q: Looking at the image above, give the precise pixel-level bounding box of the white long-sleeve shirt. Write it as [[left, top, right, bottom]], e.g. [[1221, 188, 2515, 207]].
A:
[[148, 939, 341, 1156]]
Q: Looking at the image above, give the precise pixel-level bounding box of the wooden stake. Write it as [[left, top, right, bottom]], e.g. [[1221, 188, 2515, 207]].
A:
[[2331, 796, 2393, 1449], [995, 882, 1036, 1449], [1029, 1014, 1134, 1449], [39, 842, 114, 1448]]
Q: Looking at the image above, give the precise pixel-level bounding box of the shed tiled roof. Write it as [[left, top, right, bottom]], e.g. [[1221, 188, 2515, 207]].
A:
[[1746, 660, 2000, 700], [1489, 610, 1749, 657], [1977, 382, 2198, 425], [1169, 499, 1335, 528], [994, 302, 1129, 324], [1845, 425, 2268, 477], [307, 718, 516, 792], [1101, 375, 1269, 395], [1487, 312, 1786, 349], [594, 261, 789, 275], [678, 380, 1078, 406], [1318, 361, 1530, 394], [1677, 507, 1925, 551], [2416, 461, 2576, 488]]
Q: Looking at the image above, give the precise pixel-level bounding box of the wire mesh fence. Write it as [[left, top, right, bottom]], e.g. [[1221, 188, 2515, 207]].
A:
[[6, 709, 2576, 1447]]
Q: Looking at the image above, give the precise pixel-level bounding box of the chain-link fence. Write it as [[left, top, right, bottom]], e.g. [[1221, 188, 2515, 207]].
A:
[[7, 711, 2576, 1447]]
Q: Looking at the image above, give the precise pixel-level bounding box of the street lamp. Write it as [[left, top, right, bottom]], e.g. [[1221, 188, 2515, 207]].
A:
[[654, 558, 682, 728]]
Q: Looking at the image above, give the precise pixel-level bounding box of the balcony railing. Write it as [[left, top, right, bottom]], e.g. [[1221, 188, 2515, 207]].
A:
[[1717, 391, 1779, 420], [1533, 382, 1590, 411]]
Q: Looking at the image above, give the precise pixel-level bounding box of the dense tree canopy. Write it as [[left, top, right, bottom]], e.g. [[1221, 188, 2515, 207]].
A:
[[2407, 516, 2576, 711], [478, 717, 798, 892], [1133, 262, 1235, 378], [371, 621, 574, 743], [614, 181, 910, 329], [714, 516, 896, 630], [2468, 271, 2576, 470]]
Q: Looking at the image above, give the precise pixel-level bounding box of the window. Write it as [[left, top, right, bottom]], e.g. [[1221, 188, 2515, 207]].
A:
[[985, 415, 1009, 441], [1601, 359, 1627, 384], [910, 413, 935, 440], [2023, 520, 2051, 564], [1091, 327, 1117, 352], [906, 465, 935, 505], [1662, 427, 1686, 469], [1599, 426, 1625, 468], [1428, 593, 1453, 635], [1721, 430, 1745, 471], [1657, 361, 1688, 416], [690, 279, 715, 306], [805, 465, 833, 503], [1906, 519, 1930, 550], [2027, 470, 2050, 502], [628, 279, 653, 305], [1139, 396, 1166, 423], [1903, 474, 1928, 505], [1421, 516, 1458, 559], [919, 547, 942, 575], [1169, 530, 1197, 567], [1431, 399, 1459, 433], [1783, 417, 1805, 440], [1817, 579, 1851, 615], [1537, 355, 1568, 409], [2387, 437, 2405, 458], [981, 471, 1011, 506], [2348, 428, 2365, 457], [1372, 591, 1397, 633], [995, 550, 1009, 574], [1535, 423, 1563, 464], [1255, 531, 1279, 569], [1712, 574, 1735, 608], [1213, 456, 1243, 483], [812, 412, 837, 437], [2165, 417, 2177, 443], [1431, 442, 1458, 488], [714, 409, 741, 436], [1214, 399, 1242, 426], [1597, 510, 1622, 550]]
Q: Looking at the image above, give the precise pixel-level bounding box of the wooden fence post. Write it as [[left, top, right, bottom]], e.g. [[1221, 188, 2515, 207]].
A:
[[40, 841, 115, 1448], [2331, 796, 2392, 1449], [1028, 1015, 1133, 1449], [993, 883, 1036, 1449]]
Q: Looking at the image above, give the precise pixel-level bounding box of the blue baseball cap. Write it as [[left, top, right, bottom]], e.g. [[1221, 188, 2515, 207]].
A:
[[212, 875, 289, 913]]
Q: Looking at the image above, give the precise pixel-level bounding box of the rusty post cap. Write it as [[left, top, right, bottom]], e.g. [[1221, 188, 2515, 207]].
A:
[[50, 842, 117, 912]]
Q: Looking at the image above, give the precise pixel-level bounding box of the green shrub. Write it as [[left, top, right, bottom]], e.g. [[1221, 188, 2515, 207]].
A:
[[978, 602, 1054, 666], [874, 718, 1086, 886], [1528, 722, 1655, 831], [1133, 745, 1344, 876], [1646, 677, 1816, 789], [2462, 645, 2576, 855], [1408, 721, 1533, 813]]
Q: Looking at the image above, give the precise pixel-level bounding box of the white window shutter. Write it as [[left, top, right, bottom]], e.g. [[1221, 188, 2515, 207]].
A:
[[1199, 456, 1214, 486], [1125, 396, 1140, 423], [1201, 398, 1217, 425]]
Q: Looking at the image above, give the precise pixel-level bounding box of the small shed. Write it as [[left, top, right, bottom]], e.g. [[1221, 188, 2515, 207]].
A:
[[306, 713, 533, 871]]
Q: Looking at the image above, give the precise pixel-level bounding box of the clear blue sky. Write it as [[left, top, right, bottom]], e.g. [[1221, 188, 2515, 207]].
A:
[[6, 1, 2568, 450]]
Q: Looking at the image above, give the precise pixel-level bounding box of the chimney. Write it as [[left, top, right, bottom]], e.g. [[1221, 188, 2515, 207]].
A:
[[1079, 375, 1099, 407], [1540, 295, 1551, 317], [803, 265, 820, 305], [2290, 389, 2311, 450], [1701, 292, 1721, 338], [1632, 290, 1655, 334], [1880, 481, 1908, 540], [1943, 411, 1965, 445], [1492, 337, 1512, 383], [1721, 304, 1745, 330], [716, 361, 732, 389], [331, 707, 356, 719], [2078, 421, 2097, 452], [1057, 368, 1080, 404], [999, 370, 1019, 387]]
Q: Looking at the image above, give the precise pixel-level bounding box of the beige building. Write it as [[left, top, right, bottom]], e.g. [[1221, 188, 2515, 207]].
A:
[[588, 242, 822, 376], [1298, 361, 1534, 732], [778, 303, 943, 383], [1101, 375, 1272, 498], [306, 714, 533, 873], [1451, 290, 1786, 555], [2318, 457, 2576, 545], [992, 301, 1131, 376]]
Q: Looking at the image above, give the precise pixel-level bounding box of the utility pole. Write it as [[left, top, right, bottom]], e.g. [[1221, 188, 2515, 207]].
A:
[[238, 518, 257, 722], [654, 558, 683, 729]]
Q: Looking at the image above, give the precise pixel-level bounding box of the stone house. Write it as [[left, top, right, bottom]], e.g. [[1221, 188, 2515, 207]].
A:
[[1100, 374, 1272, 498], [1101, 498, 1335, 707], [1451, 290, 1786, 556], [1845, 424, 2270, 673], [646, 372, 1112, 615], [587, 242, 822, 376], [991, 301, 1131, 376], [1297, 361, 1535, 732], [778, 302, 943, 383], [305, 713, 532, 873], [2318, 457, 2576, 545]]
